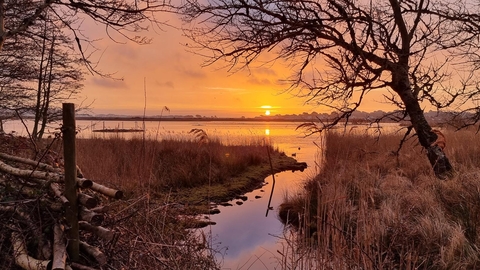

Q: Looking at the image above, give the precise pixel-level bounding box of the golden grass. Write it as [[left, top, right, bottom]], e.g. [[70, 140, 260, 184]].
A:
[[76, 136, 275, 195], [280, 128, 480, 269]]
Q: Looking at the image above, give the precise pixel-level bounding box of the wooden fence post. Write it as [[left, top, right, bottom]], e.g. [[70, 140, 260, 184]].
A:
[[63, 103, 79, 261]]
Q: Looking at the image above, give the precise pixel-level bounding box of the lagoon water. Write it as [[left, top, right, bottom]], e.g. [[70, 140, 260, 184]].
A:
[[3, 119, 396, 269]]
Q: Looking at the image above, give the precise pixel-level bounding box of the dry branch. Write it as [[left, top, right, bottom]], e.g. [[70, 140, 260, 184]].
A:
[[79, 241, 107, 266], [90, 182, 123, 199], [79, 221, 115, 242], [11, 232, 51, 270], [52, 224, 67, 270], [0, 205, 30, 221]]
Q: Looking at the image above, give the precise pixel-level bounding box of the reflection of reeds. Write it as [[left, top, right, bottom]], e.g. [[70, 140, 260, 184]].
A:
[[279, 129, 480, 269]]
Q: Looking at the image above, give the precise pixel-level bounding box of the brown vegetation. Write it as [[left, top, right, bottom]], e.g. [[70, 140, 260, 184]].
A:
[[280, 128, 480, 269], [76, 136, 266, 190]]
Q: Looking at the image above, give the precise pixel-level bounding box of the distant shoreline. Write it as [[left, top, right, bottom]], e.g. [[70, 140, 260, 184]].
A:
[[75, 116, 395, 124], [2, 115, 403, 124], [76, 116, 313, 122]]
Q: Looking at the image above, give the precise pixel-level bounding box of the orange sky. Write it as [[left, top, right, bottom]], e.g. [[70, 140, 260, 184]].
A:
[[79, 14, 396, 118]]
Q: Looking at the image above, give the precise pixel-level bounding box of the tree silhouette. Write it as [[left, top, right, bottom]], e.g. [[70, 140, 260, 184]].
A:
[[0, 0, 172, 135], [0, 0, 172, 74], [182, 0, 480, 179]]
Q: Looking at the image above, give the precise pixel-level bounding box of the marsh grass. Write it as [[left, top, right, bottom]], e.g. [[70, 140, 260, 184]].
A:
[[76, 136, 274, 194], [280, 128, 480, 269]]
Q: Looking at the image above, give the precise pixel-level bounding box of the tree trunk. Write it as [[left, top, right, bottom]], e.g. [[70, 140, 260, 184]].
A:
[[38, 34, 55, 140], [0, 0, 5, 51], [32, 24, 48, 141], [394, 71, 453, 179]]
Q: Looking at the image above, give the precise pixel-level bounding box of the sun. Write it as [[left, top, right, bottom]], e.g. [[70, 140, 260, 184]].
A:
[[261, 105, 272, 116]]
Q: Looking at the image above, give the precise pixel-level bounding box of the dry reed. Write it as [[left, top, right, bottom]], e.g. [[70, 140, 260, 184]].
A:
[[280, 128, 480, 269], [76, 136, 273, 194]]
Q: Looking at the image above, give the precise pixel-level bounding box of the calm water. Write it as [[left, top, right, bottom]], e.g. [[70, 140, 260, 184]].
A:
[[3, 119, 399, 269]]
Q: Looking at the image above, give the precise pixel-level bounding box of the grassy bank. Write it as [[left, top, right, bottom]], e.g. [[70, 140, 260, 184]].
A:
[[280, 128, 480, 269], [76, 135, 303, 203]]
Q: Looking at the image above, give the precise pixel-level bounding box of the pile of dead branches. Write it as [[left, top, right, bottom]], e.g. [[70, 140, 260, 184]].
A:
[[0, 150, 123, 270], [0, 133, 220, 269]]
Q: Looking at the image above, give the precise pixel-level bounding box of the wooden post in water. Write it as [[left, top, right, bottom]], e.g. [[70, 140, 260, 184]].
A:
[[63, 103, 79, 261]]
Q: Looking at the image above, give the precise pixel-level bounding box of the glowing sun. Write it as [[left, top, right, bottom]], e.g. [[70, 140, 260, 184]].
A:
[[261, 105, 272, 116]]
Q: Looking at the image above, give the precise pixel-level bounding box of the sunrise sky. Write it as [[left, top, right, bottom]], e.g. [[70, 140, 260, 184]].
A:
[[79, 13, 395, 118]]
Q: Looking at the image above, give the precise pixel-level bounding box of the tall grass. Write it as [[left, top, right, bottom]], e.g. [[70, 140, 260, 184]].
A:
[[76, 136, 273, 194], [280, 128, 480, 269]]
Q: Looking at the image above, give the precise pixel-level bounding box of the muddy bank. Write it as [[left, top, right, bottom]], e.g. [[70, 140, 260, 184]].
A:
[[161, 152, 307, 214]]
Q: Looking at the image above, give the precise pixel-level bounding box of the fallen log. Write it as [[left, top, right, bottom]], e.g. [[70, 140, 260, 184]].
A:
[[0, 159, 59, 184], [89, 205, 110, 213], [11, 232, 52, 270], [50, 183, 70, 207], [79, 221, 115, 242], [79, 241, 107, 266], [52, 223, 67, 270], [78, 193, 97, 209], [79, 207, 104, 226], [90, 182, 123, 199], [76, 178, 93, 189], [0, 159, 92, 188], [0, 152, 62, 173], [70, 262, 98, 270]]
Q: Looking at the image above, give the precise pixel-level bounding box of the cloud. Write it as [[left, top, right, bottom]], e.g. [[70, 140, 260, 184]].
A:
[[155, 80, 175, 88], [90, 77, 128, 89], [254, 67, 277, 76], [180, 68, 207, 79], [205, 86, 247, 93], [247, 76, 272, 85]]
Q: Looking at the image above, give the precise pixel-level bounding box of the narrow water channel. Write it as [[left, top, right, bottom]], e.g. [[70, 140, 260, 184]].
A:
[[205, 137, 322, 270]]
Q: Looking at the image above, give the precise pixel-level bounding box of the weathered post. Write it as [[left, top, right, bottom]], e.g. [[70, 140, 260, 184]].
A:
[[62, 103, 79, 261]]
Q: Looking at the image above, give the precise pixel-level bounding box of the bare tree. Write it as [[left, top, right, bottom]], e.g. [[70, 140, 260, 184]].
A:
[[181, 0, 480, 179], [0, 0, 172, 137], [0, 0, 173, 74], [0, 7, 85, 140], [29, 14, 85, 140]]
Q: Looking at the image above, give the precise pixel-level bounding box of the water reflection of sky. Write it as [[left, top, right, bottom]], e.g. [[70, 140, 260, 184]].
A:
[[207, 171, 309, 270]]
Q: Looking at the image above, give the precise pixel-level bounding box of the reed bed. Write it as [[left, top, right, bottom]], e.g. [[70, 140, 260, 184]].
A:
[[76, 135, 273, 194], [280, 128, 480, 269]]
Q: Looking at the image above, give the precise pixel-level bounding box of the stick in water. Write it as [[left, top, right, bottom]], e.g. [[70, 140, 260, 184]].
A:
[[265, 143, 276, 217]]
